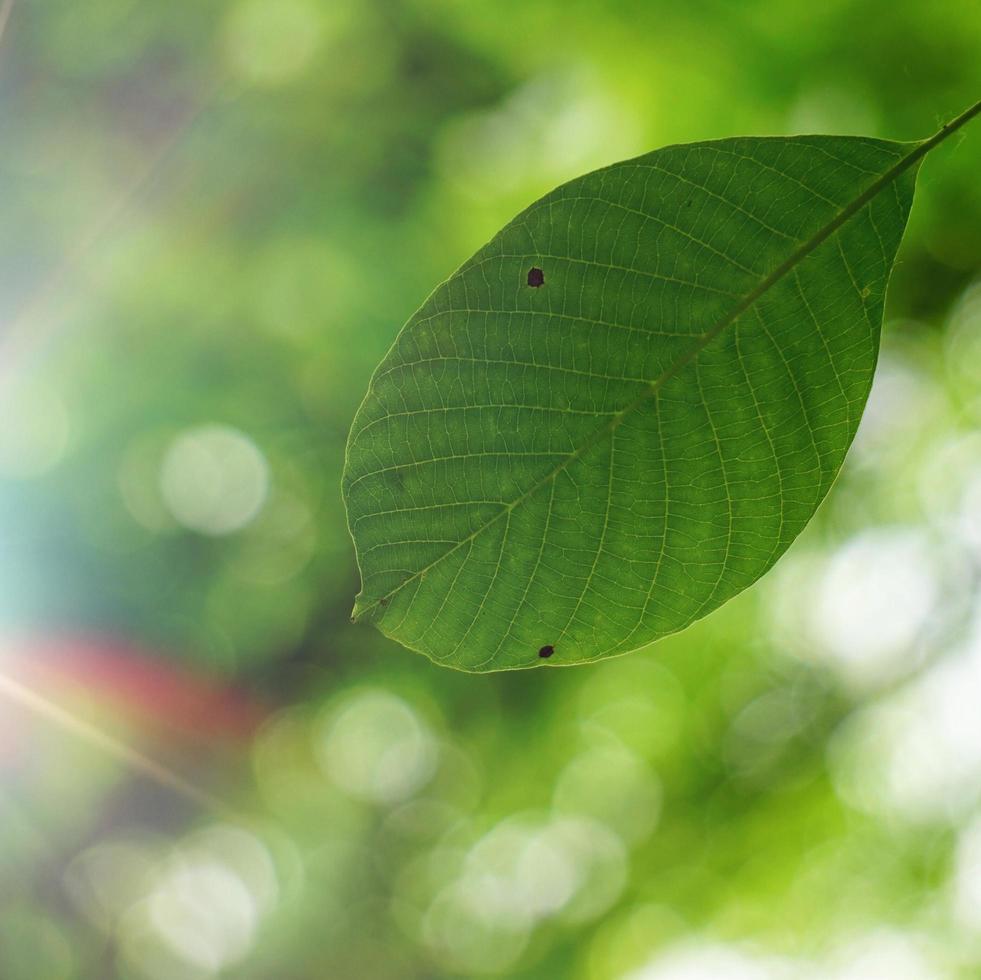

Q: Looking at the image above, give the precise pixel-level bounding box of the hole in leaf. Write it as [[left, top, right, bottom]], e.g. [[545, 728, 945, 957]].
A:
[[527, 267, 545, 288], [538, 645, 554, 658]]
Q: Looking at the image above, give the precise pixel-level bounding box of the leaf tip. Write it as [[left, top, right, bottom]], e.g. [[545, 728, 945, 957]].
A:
[[351, 594, 379, 624]]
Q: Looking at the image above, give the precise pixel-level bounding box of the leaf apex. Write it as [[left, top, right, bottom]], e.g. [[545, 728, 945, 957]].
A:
[[351, 594, 379, 624]]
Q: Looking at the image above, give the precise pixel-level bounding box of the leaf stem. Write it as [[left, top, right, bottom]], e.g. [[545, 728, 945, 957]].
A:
[[913, 98, 981, 160]]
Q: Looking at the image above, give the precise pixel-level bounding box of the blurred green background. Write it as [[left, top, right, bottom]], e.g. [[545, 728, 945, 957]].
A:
[[1, 1, 980, 977]]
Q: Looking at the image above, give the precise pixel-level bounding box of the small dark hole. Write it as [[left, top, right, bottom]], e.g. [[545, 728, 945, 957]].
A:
[[527, 267, 545, 288], [538, 644, 554, 658]]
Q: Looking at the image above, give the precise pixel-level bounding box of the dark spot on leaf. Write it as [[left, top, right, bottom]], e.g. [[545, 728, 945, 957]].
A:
[[686, 199, 692, 207], [538, 644, 554, 658], [379, 597, 389, 606], [527, 267, 545, 288]]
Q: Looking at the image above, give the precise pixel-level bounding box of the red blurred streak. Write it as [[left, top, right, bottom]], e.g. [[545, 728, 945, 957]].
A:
[[1, 634, 267, 743]]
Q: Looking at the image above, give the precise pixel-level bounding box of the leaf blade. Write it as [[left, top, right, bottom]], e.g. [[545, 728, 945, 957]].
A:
[[344, 134, 919, 671]]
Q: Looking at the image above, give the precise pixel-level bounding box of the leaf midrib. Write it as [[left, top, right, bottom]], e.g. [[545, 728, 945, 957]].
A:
[[353, 104, 981, 624]]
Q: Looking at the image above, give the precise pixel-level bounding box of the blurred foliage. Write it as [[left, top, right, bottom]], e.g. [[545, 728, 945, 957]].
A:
[[0, 1, 979, 978]]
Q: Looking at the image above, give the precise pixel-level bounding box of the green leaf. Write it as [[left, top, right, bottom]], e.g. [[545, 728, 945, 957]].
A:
[[343, 107, 979, 673]]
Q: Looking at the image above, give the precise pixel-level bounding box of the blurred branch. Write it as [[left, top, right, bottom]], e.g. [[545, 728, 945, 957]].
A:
[[0, 73, 226, 387], [0, 668, 237, 820], [0, 0, 14, 49]]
